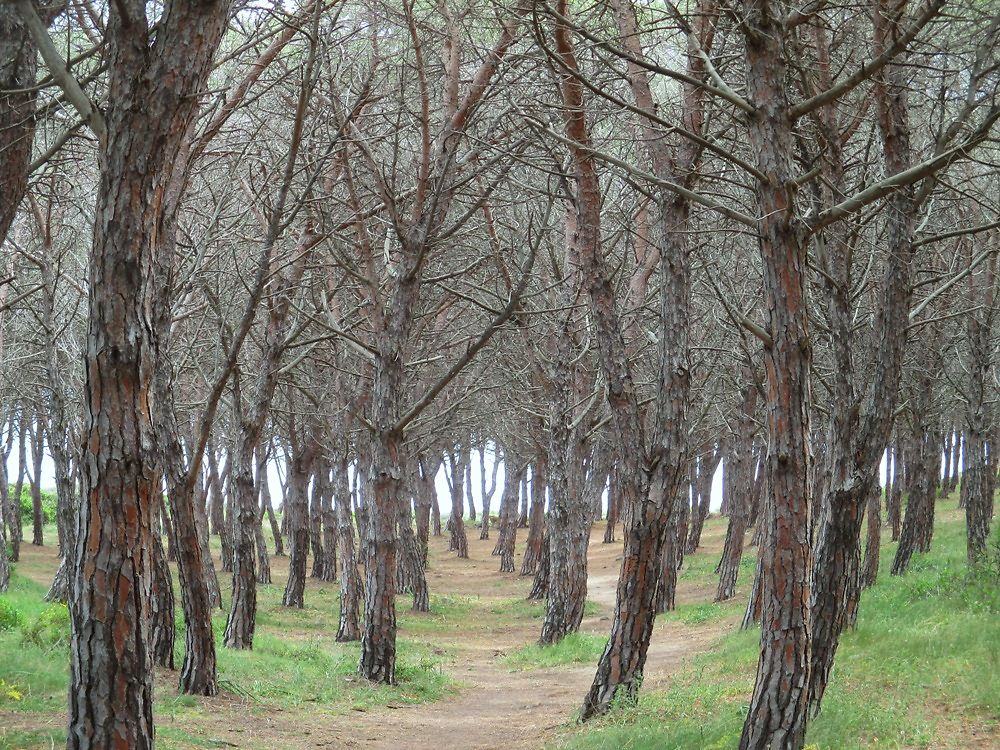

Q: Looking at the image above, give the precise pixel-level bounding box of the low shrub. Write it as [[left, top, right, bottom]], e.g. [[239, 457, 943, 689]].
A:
[[0, 597, 24, 632], [21, 603, 70, 649]]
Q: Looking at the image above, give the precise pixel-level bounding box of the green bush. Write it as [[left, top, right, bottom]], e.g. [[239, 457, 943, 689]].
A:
[[0, 597, 24, 632], [21, 603, 70, 649], [14, 485, 59, 525]]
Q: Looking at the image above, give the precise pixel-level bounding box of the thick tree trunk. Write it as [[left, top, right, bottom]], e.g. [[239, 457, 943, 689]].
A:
[[66, 1, 230, 742], [892, 406, 940, 575], [318, 458, 338, 582], [962, 250, 995, 563], [539, 325, 589, 645], [527, 532, 551, 601], [739, 5, 813, 745], [224, 443, 260, 648], [0, 6, 40, 249]]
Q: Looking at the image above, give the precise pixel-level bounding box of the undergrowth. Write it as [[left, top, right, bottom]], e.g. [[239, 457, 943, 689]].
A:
[[555, 503, 1000, 749]]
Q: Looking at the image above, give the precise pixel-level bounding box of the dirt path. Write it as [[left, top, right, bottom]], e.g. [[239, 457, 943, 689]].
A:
[[297, 540, 730, 750], [4, 527, 730, 750]]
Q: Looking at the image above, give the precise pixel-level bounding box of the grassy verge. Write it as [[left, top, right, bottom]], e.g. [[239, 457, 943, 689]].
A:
[[0, 554, 454, 748], [502, 632, 608, 671], [556, 503, 1000, 749]]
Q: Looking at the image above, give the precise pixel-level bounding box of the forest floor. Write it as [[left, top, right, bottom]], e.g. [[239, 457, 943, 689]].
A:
[[1, 499, 998, 749]]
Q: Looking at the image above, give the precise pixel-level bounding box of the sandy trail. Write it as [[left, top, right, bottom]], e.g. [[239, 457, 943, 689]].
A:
[[303, 533, 729, 750]]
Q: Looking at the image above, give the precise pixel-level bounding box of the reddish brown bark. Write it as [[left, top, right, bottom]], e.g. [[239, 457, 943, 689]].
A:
[[66, 0, 231, 743], [738, 2, 813, 745]]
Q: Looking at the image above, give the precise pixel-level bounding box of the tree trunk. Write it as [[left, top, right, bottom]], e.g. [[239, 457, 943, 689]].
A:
[[317, 458, 338, 582], [517, 469, 530, 528], [262, 477, 284, 556], [527, 532, 550, 601], [9, 414, 27, 561], [334, 448, 361, 642], [151, 524, 176, 670], [717, 382, 758, 602], [859, 482, 882, 591], [539, 323, 589, 645], [282, 422, 315, 609], [309, 465, 326, 579], [479, 443, 499, 540], [603, 464, 618, 544], [520, 455, 546, 575], [65, 0, 230, 742], [29, 419, 43, 546], [494, 457, 523, 572], [738, 4, 813, 745], [892, 414, 940, 575], [447, 448, 469, 558]]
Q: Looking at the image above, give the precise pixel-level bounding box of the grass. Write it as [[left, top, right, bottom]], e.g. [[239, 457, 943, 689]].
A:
[[555, 502, 1000, 749], [0, 536, 455, 748], [502, 632, 608, 671]]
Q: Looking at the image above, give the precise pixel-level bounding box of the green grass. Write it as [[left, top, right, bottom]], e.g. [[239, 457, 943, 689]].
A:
[[661, 600, 740, 626], [556, 502, 1000, 749], [0, 555, 453, 742], [0, 728, 67, 750], [502, 632, 608, 671]]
